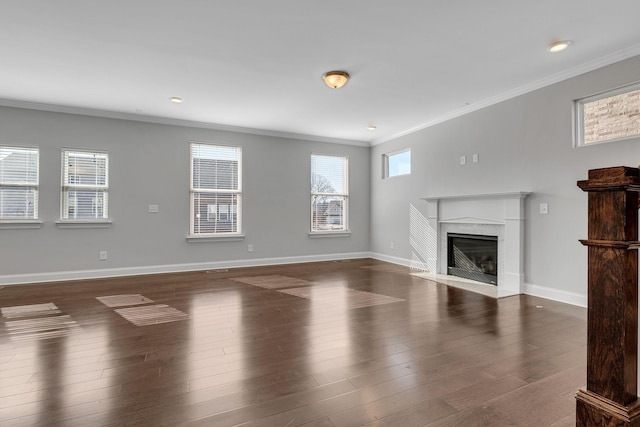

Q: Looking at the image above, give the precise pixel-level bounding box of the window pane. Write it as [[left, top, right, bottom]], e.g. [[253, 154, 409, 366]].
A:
[[311, 155, 346, 194], [386, 150, 411, 177], [579, 85, 640, 145], [193, 193, 239, 234], [63, 189, 108, 219], [0, 188, 37, 219], [0, 147, 38, 185], [311, 195, 346, 231], [64, 151, 108, 187], [192, 144, 239, 191]]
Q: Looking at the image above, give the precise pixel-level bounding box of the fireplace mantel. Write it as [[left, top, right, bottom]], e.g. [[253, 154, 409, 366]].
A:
[[422, 191, 531, 202], [419, 191, 531, 298]]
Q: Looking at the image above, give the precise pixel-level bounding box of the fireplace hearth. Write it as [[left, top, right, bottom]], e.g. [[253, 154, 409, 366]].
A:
[[447, 233, 498, 285]]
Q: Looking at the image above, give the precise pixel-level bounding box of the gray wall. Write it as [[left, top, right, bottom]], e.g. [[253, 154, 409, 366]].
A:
[[0, 107, 370, 282], [370, 55, 640, 304]]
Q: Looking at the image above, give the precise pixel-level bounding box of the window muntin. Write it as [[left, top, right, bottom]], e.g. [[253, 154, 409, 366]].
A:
[[0, 146, 39, 220], [190, 143, 241, 236], [61, 150, 109, 220], [311, 154, 348, 232], [575, 82, 640, 146], [384, 149, 411, 178]]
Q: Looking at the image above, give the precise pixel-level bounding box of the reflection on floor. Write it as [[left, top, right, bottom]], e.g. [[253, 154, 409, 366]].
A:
[[115, 304, 189, 327], [278, 285, 405, 309], [96, 294, 188, 326], [0, 259, 586, 426], [1, 302, 79, 342], [95, 294, 154, 308], [230, 275, 311, 289], [411, 271, 498, 298]]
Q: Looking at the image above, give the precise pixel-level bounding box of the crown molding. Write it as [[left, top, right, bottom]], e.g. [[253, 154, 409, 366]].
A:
[[0, 98, 370, 148], [371, 43, 640, 146], [1, 43, 639, 149]]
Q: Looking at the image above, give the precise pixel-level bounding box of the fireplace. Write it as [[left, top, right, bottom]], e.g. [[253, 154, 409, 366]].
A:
[[418, 192, 530, 298], [447, 233, 498, 285]]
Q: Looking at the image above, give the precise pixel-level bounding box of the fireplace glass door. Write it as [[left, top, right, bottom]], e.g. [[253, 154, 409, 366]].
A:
[[447, 233, 498, 285]]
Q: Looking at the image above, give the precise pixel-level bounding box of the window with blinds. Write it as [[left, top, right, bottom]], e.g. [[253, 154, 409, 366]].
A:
[[61, 150, 109, 220], [311, 154, 348, 232], [0, 146, 39, 220], [190, 143, 241, 235]]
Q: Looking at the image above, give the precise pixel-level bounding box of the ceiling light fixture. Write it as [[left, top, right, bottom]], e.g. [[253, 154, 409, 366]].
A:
[[367, 124, 377, 131], [548, 40, 571, 53], [170, 97, 183, 104], [323, 71, 350, 89]]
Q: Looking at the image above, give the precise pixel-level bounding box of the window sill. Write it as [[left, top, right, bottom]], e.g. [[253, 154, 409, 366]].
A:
[[0, 220, 43, 230], [308, 231, 351, 238], [187, 234, 245, 243], [56, 220, 113, 229]]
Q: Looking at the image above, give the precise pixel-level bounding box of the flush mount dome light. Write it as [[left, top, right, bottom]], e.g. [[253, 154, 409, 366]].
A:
[[170, 96, 183, 104], [548, 40, 571, 53], [323, 71, 350, 89]]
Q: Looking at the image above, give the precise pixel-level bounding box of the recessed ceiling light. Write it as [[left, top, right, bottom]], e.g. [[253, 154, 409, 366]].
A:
[[367, 124, 377, 131], [170, 97, 183, 104], [548, 40, 571, 53], [323, 71, 350, 89]]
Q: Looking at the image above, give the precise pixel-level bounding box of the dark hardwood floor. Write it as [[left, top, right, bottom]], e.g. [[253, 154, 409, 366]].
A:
[[0, 259, 586, 426]]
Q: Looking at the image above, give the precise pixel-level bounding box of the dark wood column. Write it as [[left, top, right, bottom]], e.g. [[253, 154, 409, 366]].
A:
[[577, 166, 640, 426]]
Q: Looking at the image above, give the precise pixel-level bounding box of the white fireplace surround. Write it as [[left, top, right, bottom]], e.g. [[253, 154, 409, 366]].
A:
[[421, 192, 531, 298]]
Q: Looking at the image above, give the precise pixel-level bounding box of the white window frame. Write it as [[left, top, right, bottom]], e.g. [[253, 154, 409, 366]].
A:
[[59, 149, 110, 226], [310, 154, 349, 235], [574, 81, 640, 147], [189, 142, 243, 240], [0, 145, 41, 228], [383, 148, 411, 178]]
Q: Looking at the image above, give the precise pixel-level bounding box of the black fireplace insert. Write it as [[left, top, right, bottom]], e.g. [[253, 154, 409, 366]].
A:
[[447, 233, 498, 285]]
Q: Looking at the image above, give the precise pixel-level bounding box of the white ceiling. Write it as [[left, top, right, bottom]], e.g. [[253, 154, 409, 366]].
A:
[[1, 1, 639, 146]]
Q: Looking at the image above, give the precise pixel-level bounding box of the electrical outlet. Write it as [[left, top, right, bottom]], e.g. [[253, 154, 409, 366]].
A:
[[472, 153, 479, 163], [99, 251, 108, 260], [148, 204, 159, 213], [539, 203, 549, 215], [248, 244, 254, 252], [390, 242, 395, 250], [459, 156, 466, 166]]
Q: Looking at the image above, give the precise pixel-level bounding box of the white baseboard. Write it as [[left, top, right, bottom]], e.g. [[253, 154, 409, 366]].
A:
[[523, 282, 587, 307], [368, 252, 412, 267], [370, 252, 587, 307], [0, 252, 589, 308], [0, 252, 371, 286]]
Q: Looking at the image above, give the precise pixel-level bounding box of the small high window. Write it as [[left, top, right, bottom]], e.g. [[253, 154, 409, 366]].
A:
[[0, 146, 39, 220], [384, 149, 411, 178], [575, 82, 640, 146]]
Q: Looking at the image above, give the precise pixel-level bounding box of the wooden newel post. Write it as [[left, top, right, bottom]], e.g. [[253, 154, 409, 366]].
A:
[[577, 166, 640, 426]]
